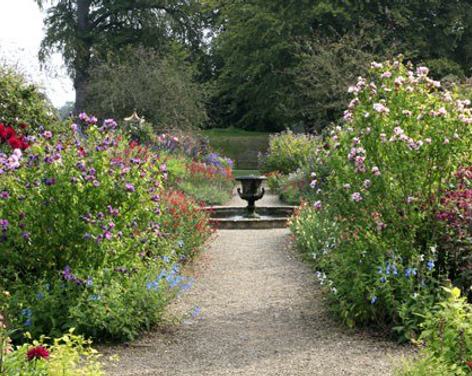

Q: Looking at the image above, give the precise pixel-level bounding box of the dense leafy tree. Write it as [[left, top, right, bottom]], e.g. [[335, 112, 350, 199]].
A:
[[35, 0, 205, 114], [207, 0, 472, 131], [86, 47, 207, 129]]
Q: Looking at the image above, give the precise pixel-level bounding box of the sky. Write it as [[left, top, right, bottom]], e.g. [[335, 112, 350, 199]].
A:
[[0, 0, 74, 107]]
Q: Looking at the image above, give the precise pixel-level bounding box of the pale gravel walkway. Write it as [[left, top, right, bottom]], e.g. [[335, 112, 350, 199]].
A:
[[103, 193, 409, 375]]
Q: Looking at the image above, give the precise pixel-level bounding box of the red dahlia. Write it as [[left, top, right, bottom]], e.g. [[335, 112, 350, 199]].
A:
[[26, 345, 50, 361]]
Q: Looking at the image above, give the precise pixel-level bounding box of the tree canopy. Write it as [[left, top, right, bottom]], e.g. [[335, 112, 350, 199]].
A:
[[35, 0, 472, 132], [35, 0, 205, 113]]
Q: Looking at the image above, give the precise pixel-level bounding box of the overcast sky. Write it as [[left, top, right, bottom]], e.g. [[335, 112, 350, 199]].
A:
[[0, 0, 74, 107]]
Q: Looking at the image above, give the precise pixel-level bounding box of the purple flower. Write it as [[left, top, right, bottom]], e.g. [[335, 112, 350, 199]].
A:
[[21, 232, 31, 240], [125, 183, 135, 192], [79, 112, 89, 121], [314, 201, 322, 210], [0, 191, 9, 199], [44, 178, 56, 186], [0, 219, 9, 231], [71, 123, 78, 132], [103, 231, 113, 240], [88, 116, 98, 125]]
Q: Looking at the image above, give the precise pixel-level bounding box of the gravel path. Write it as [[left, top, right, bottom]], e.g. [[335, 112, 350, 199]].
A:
[[103, 193, 409, 375]]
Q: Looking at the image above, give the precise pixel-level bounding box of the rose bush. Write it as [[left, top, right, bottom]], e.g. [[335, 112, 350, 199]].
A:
[[291, 60, 472, 338]]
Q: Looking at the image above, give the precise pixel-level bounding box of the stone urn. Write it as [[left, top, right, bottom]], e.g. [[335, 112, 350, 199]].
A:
[[236, 176, 267, 218]]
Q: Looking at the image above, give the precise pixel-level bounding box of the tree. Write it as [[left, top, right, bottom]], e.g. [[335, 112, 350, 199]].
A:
[[206, 0, 472, 132], [35, 0, 204, 114], [86, 47, 207, 130]]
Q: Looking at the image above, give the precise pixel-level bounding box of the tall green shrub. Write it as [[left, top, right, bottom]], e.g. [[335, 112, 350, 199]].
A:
[[0, 65, 56, 130]]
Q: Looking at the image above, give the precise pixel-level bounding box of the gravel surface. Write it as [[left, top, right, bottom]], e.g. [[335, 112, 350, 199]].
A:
[[102, 193, 409, 375]]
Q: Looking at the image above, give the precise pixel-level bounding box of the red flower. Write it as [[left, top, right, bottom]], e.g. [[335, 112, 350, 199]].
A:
[[466, 361, 472, 369], [26, 345, 49, 361], [8, 136, 22, 149], [4, 126, 16, 140]]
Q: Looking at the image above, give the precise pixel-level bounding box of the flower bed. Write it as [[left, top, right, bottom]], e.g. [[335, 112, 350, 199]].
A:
[[0, 115, 212, 343], [291, 60, 472, 339]]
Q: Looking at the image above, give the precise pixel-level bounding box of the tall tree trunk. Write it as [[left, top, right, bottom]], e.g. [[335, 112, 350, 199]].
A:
[[73, 0, 92, 114]]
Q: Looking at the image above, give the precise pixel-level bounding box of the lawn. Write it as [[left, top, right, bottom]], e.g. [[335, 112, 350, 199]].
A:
[[202, 128, 271, 170]]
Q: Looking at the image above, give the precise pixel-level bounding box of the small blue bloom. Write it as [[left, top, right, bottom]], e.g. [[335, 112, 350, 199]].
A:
[[392, 265, 398, 276], [191, 306, 201, 318], [380, 277, 386, 283], [427, 260, 435, 271], [405, 268, 417, 278], [36, 292, 45, 300], [86, 277, 93, 287], [24, 318, 32, 327], [89, 294, 101, 301], [370, 296, 378, 304], [177, 240, 184, 249]]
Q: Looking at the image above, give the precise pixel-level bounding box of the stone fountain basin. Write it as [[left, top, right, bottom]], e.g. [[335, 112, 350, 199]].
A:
[[204, 206, 297, 230]]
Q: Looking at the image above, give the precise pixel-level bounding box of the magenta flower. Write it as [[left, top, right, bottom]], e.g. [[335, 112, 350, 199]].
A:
[[314, 201, 322, 210], [125, 183, 135, 192]]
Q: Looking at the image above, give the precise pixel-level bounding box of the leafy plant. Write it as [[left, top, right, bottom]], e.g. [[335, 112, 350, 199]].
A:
[[0, 65, 56, 132], [396, 288, 472, 376], [292, 59, 472, 337], [0, 329, 103, 376]]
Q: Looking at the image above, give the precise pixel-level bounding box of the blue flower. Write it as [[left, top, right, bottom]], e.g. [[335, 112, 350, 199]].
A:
[[370, 296, 378, 304], [380, 277, 386, 283], [427, 260, 435, 271], [89, 294, 101, 301], [405, 268, 417, 278], [191, 306, 201, 318], [21, 308, 32, 317], [86, 277, 93, 287], [392, 265, 398, 276], [36, 292, 45, 300]]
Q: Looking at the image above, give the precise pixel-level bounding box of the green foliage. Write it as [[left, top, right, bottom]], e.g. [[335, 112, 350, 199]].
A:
[[36, 0, 205, 111], [0, 65, 56, 131], [260, 131, 320, 175], [86, 48, 207, 130], [206, 0, 472, 132], [1, 330, 103, 376], [291, 60, 472, 337], [289, 29, 387, 132], [396, 288, 472, 376]]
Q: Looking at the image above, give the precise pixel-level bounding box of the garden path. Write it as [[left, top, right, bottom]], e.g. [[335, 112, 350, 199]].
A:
[[103, 192, 409, 375]]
